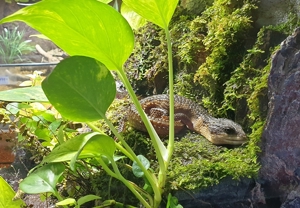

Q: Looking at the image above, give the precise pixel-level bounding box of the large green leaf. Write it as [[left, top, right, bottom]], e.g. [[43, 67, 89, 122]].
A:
[[42, 132, 115, 170], [80, 134, 116, 157], [42, 56, 116, 122], [42, 132, 103, 163], [0, 177, 25, 208], [0, 0, 134, 70], [121, 3, 147, 30], [0, 86, 48, 102], [98, 0, 113, 3], [19, 163, 65, 194], [122, 0, 179, 28]]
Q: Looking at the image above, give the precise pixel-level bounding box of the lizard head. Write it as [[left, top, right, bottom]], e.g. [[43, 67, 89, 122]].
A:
[[195, 118, 248, 145]]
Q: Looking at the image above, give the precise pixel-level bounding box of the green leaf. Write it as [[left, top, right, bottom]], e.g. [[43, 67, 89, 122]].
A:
[[57, 125, 65, 144], [77, 195, 101, 207], [132, 155, 150, 178], [0, 0, 134, 70], [80, 134, 116, 158], [6, 102, 31, 115], [56, 198, 76, 206], [42, 132, 101, 163], [0, 177, 25, 208], [42, 132, 116, 171], [97, 0, 113, 3], [41, 111, 56, 122], [35, 128, 50, 141], [70, 133, 115, 170], [42, 56, 116, 122], [0, 86, 48, 102], [48, 120, 62, 133], [166, 193, 183, 208], [122, 0, 179, 28], [121, 3, 147, 30], [19, 163, 65, 194]]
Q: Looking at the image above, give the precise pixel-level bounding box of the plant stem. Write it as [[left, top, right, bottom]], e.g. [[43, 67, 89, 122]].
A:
[[156, 26, 175, 196], [109, 158, 152, 208], [86, 122, 135, 161], [165, 27, 175, 164], [54, 191, 68, 208], [92, 113, 161, 207], [117, 69, 164, 207], [117, 69, 167, 164], [86, 122, 105, 134], [97, 156, 151, 207]]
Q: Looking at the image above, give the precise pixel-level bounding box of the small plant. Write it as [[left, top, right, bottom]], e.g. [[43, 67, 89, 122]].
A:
[[0, 27, 35, 63], [0, 176, 25, 207], [19, 70, 44, 87]]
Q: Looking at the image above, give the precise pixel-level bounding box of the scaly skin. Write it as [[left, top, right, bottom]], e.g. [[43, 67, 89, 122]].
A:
[[128, 94, 248, 145]]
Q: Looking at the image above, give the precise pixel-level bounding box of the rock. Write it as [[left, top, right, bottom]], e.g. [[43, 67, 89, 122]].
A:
[[259, 28, 300, 205], [281, 186, 300, 208], [176, 177, 255, 208], [255, 0, 300, 27]]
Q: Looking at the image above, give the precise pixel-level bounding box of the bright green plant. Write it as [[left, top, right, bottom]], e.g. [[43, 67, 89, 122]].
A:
[[0, 27, 35, 63], [0, 0, 179, 207], [0, 176, 25, 207]]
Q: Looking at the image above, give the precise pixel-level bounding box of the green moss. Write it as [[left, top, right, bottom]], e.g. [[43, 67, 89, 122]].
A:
[[193, 0, 258, 113], [167, 133, 259, 191], [94, 98, 130, 135], [180, 0, 214, 16], [125, 22, 168, 95]]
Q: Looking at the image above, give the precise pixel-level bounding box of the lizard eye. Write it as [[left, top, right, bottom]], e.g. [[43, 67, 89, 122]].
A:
[[224, 127, 236, 135]]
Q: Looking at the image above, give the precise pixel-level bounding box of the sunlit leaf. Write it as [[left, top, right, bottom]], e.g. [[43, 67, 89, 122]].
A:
[[122, 0, 179, 28], [97, 0, 112, 3], [0, 86, 48, 102], [56, 198, 76, 206], [70, 134, 115, 170], [121, 3, 147, 30], [42, 56, 116, 122], [42, 132, 101, 163], [80, 135, 116, 158], [41, 132, 115, 171], [0, 0, 134, 70], [77, 195, 101, 207], [6, 102, 31, 115], [0, 177, 25, 207]]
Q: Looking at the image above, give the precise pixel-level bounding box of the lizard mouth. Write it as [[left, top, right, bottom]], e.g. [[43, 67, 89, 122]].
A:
[[208, 134, 248, 145]]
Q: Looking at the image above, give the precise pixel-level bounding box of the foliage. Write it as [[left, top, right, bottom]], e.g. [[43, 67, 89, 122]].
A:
[[0, 0, 179, 207], [122, 0, 298, 192], [5, 0, 39, 3], [0, 176, 25, 207], [1, 0, 296, 207], [194, 0, 258, 112], [3, 101, 77, 162], [168, 134, 259, 190], [0, 27, 35, 63], [125, 22, 168, 95], [125, 0, 258, 107]]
